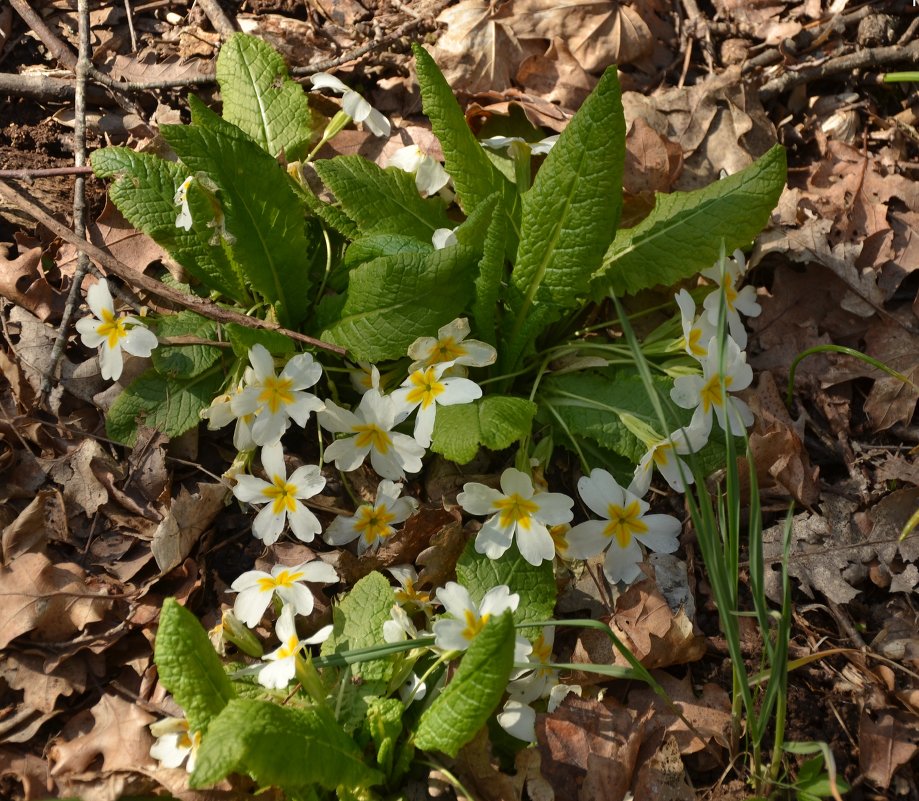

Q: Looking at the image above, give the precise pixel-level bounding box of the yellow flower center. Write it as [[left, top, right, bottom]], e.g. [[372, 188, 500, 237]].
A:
[[395, 577, 431, 607], [532, 632, 552, 664], [603, 500, 649, 549], [494, 493, 539, 530], [652, 440, 673, 466], [261, 475, 298, 515], [432, 336, 467, 362], [404, 367, 446, 409], [725, 282, 738, 310], [274, 633, 301, 660], [699, 373, 733, 412], [97, 307, 128, 349], [354, 423, 392, 453], [256, 569, 305, 593], [549, 523, 570, 556], [461, 610, 489, 641], [257, 375, 295, 415], [354, 503, 397, 545]]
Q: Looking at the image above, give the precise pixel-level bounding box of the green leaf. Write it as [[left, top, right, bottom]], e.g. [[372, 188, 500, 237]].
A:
[[344, 234, 431, 269], [190, 699, 382, 791], [106, 366, 223, 446], [414, 611, 516, 757], [321, 246, 476, 362], [321, 572, 395, 731], [153, 311, 221, 378], [313, 156, 452, 240], [430, 396, 537, 464], [162, 98, 316, 326], [365, 697, 405, 777], [595, 144, 787, 296], [456, 539, 556, 632], [154, 598, 235, 734], [470, 197, 507, 347], [216, 33, 318, 161], [503, 66, 625, 370], [224, 322, 295, 360], [90, 147, 249, 303], [412, 44, 510, 217]]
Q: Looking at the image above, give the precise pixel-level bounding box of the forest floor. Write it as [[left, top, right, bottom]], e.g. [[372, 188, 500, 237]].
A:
[[0, 1, 918, 800]]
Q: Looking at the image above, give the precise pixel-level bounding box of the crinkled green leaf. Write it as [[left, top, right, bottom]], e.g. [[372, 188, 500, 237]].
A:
[[456, 539, 556, 633], [430, 396, 536, 465], [90, 147, 249, 303], [314, 156, 452, 240], [503, 67, 625, 370], [414, 611, 515, 757], [365, 697, 405, 777], [343, 234, 431, 270], [412, 44, 511, 217], [216, 32, 318, 161], [154, 598, 235, 735], [595, 144, 787, 296], [153, 311, 220, 378], [469, 195, 506, 347], [224, 323, 295, 360], [321, 572, 395, 731], [106, 365, 223, 446], [162, 98, 316, 326], [190, 699, 382, 791], [321, 246, 476, 362]]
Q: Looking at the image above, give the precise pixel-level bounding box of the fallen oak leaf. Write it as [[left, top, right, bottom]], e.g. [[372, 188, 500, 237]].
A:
[[0, 551, 112, 649], [0, 243, 65, 322]]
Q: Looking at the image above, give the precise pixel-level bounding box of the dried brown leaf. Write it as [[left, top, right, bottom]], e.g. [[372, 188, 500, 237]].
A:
[[1, 488, 68, 564], [0, 746, 50, 801], [152, 482, 229, 574], [0, 552, 111, 649], [0, 651, 88, 713], [516, 37, 596, 109], [858, 710, 919, 789], [0, 243, 64, 322]]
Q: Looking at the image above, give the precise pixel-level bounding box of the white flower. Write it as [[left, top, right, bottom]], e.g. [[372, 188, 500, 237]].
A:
[[319, 389, 425, 480], [481, 134, 559, 157], [497, 684, 582, 743], [387, 144, 451, 196], [75, 280, 158, 381], [566, 468, 681, 585], [398, 672, 427, 705], [324, 479, 418, 552], [432, 582, 530, 661], [407, 318, 497, 373], [387, 564, 434, 615], [391, 361, 482, 448], [231, 345, 325, 446], [310, 72, 391, 138], [230, 560, 338, 628], [432, 228, 457, 250], [671, 336, 754, 437], [674, 289, 717, 361], [382, 603, 420, 643], [458, 468, 574, 566], [701, 249, 761, 349], [232, 442, 326, 545], [174, 175, 194, 231], [349, 361, 383, 394], [202, 379, 257, 451], [149, 717, 200, 773], [257, 605, 331, 690], [628, 424, 709, 496], [506, 627, 557, 702]]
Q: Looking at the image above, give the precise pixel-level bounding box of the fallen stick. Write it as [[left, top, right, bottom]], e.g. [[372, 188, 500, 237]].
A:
[[0, 179, 347, 357], [0, 166, 95, 179]]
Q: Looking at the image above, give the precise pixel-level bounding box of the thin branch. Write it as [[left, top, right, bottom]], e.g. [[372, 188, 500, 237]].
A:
[[196, 0, 237, 37], [759, 38, 919, 101], [291, 17, 427, 76], [41, 0, 91, 403], [7, 0, 77, 70], [0, 179, 347, 357], [0, 166, 95, 179]]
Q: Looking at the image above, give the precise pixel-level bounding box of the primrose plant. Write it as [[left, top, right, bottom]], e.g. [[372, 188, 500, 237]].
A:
[[84, 31, 788, 798]]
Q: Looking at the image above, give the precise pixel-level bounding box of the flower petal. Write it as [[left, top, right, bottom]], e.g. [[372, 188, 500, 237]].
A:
[[233, 474, 272, 504], [252, 504, 285, 544], [86, 280, 115, 319], [436, 581, 473, 618], [515, 521, 556, 566], [277, 582, 316, 617], [288, 501, 321, 542], [98, 341, 124, 381], [234, 586, 272, 628], [564, 520, 610, 560], [309, 72, 348, 93], [122, 325, 158, 357], [474, 516, 515, 560], [457, 483, 503, 515], [499, 468, 534, 499]]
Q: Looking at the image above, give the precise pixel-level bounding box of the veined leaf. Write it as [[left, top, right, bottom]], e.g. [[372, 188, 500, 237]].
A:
[[595, 144, 787, 296], [321, 246, 476, 362], [503, 66, 625, 371], [190, 699, 382, 791], [224, 322, 295, 360], [154, 598, 235, 735], [162, 98, 316, 327], [414, 611, 515, 757], [90, 148, 249, 303], [314, 156, 452, 240], [456, 539, 556, 633], [106, 365, 223, 446], [430, 396, 536, 464], [412, 44, 511, 217], [470, 195, 507, 347], [153, 311, 221, 378], [217, 33, 318, 161]]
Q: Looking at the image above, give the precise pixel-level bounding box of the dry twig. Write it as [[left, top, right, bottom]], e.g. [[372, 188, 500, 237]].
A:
[[0, 179, 347, 356]]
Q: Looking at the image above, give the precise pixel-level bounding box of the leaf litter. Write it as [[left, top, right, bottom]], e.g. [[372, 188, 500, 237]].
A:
[[1, 0, 919, 797]]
